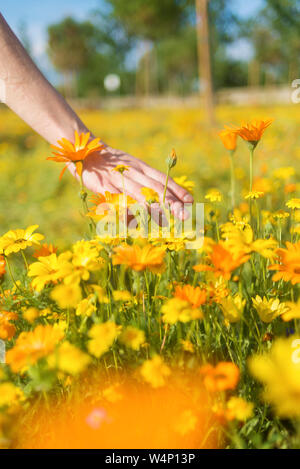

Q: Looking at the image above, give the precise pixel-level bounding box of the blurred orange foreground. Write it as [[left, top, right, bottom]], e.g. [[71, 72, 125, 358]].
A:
[[15, 372, 220, 449]]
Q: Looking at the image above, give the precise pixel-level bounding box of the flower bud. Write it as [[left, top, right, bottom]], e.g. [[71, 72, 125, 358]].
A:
[[166, 148, 177, 169]]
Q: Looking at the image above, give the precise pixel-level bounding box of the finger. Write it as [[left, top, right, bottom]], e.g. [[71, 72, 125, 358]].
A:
[[123, 171, 189, 221], [110, 174, 170, 226], [138, 161, 194, 203], [118, 177, 151, 205], [101, 180, 121, 194], [124, 167, 189, 217], [124, 167, 166, 199], [123, 172, 185, 220]]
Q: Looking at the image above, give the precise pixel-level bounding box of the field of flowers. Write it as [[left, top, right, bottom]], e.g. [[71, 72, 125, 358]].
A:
[[0, 105, 300, 449]]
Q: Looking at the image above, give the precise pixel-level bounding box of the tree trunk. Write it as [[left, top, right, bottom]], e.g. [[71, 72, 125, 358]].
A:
[[143, 40, 151, 99], [288, 56, 298, 84], [195, 0, 215, 125], [248, 59, 260, 88]]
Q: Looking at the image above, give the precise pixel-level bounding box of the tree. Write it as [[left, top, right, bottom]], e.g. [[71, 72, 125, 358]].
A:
[[47, 18, 96, 97], [266, 0, 300, 82], [103, 0, 191, 41], [195, 0, 214, 124], [241, 0, 300, 86], [155, 26, 198, 95], [76, 13, 133, 97], [103, 0, 192, 96]]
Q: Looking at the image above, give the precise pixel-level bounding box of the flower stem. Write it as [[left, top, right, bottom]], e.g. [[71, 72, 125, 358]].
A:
[[21, 250, 29, 271], [229, 150, 235, 210], [249, 146, 254, 193], [249, 146, 255, 226], [5, 257, 21, 292], [79, 173, 96, 231], [163, 166, 171, 206]]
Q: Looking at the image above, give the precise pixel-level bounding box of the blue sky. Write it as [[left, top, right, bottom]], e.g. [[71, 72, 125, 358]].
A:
[[1, 0, 264, 81]]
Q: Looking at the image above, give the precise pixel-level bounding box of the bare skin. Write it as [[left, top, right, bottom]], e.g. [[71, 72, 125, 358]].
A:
[[0, 13, 193, 218]]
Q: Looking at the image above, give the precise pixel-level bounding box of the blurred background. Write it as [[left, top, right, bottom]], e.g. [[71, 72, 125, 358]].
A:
[[0, 0, 300, 246], [2, 0, 300, 110]]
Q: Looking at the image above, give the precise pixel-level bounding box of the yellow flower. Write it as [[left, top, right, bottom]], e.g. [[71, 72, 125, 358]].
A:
[[88, 192, 136, 222], [6, 325, 64, 373], [48, 341, 91, 375], [252, 295, 288, 323], [141, 187, 159, 203], [119, 326, 145, 350], [140, 355, 171, 388], [161, 298, 203, 324], [102, 384, 123, 403], [88, 322, 122, 358], [181, 339, 194, 353], [89, 285, 109, 304], [220, 293, 245, 324], [63, 241, 105, 285], [221, 222, 277, 260], [28, 252, 72, 292], [0, 382, 24, 408], [150, 233, 187, 252], [272, 167, 295, 180], [173, 176, 195, 194], [225, 397, 254, 422], [76, 296, 97, 317], [51, 283, 82, 309], [0, 225, 44, 256], [273, 210, 289, 220], [249, 336, 300, 418], [22, 307, 40, 323], [112, 164, 130, 174], [281, 299, 300, 322], [174, 410, 197, 436], [251, 238, 278, 259], [244, 191, 264, 200], [205, 189, 222, 203], [286, 198, 300, 210], [113, 290, 132, 302]]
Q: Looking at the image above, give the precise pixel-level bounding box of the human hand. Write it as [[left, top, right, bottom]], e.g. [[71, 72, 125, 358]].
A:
[[68, 144, 194, 220]]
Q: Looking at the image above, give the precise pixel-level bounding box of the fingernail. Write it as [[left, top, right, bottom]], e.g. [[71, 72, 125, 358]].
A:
[[183, 194, 194, 203], [173, 203, 188, 221]]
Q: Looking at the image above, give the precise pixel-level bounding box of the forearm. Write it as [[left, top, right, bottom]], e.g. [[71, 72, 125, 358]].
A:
[[0, 13, 88, 144]]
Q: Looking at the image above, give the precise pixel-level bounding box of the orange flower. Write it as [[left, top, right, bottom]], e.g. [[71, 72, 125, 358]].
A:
[[284, 183, 297, 195], [88, 192, 136, 220], [0, 310, 18, 340], [48, 131, 105, 180], [232, 119, 273, 144], [6, 324, 64, 373], [200, 362, 240, 393], [269, 241, 300, 285], [219, 129, 237, 151], [33, 243, 58, 258], [112, 244, 165, 274], [0, 255, 6, 277], [174, 285, 206, 308], [193, 242, 248, 280]]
